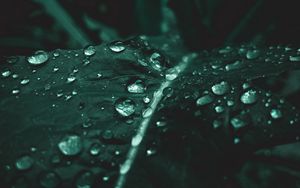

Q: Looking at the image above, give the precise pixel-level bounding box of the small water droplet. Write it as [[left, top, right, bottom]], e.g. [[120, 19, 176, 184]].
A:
[[1, 70, 11, 78], [89, 143, 101, 156], [146, 148, 157, 156], [234, 137, 240, 144], [196, 95, 214, 106], [227, 100, 235, 106], [27, 50, 49, 65], [108, 41, 126, 53], [289, 55, 300, 62], [240, 89, 258, 104], [75, 171, 94, 188], [246, 49, 260, 60], [143, 96, 151, 104], [84, 45, 96, 56], [211, 81, 230, 95], [127, 79, 146, 93], [66, 76, 76, 83], [270, 109, 282, 119], [215, 106, 224, 113], [12, 89, 20, 95], [225, 60, 244, 71], [20, 79, 30, 85], [230, 117, 246, 129], [149, 52, 163, 71], [115, 98, 136, 117], [53, 51, 60, 57], [39, 171, 61, 188], [15, 155, 34, 170], [58, 135, 82, 156]]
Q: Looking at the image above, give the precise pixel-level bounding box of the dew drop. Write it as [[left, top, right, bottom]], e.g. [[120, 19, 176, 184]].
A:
[[27, 50, 49, 65], [240, 89, 258, 104], [230, 117, 246, 129], [270, 109, 282, 119], [15, 155, 34, 170], [127, 80, 146, 93], [115, 98, 136, 117], [58, 135, 82, 156], [66, 76, 76, 83], [1, 70, 11, 78], [20, 79, 30, 85], [211, 81, 230, 95], [246, 49, 260, 60], [84, 45, 96, 56], [196, 95, 214, 106], [108, 41, 126, 53], [89, 143, 101, 156]]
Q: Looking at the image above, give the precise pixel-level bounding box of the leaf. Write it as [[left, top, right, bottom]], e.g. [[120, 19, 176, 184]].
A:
[[0, 35, 300, 188]]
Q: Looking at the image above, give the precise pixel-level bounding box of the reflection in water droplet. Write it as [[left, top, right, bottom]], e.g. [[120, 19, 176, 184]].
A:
[[108, 41, 126, 53], [39, 171, 61, 188], [27, 50, 49, 65], [84, 45, 96, 56], [196, 95, 214, 106], [246, 49, 260, 59], [127, 80, 146, 93], [58, 135, 82, 156], [15, 155, 34, 170], [270, 109, 282, 119], [240, 89, 258, 104], [211, 81, 230, 95], [115, 98, 136, 117]]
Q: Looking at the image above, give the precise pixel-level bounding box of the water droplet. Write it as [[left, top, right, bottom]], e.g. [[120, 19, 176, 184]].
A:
[[108, 41, 126, 53], [230, 117, 246, 129], [165, 67, 179, 80], [127, 79, 146, 93], [75, 171, 94, 188], [20, 79, 30, 85], [149, 52, 163, 71], [246, 49, 260, 59], [225, 60, 244, 71], [66, 76, 76, 83], [84, 45, 96, 56], [1, 70, 11, 78], [58, 135, 82, 156], [15, 155, 34, 170], [270, 109, 282, 119], [143, 96, 151, 104], [234, 137, 240, 144], [39, 171, 61, 188], [89, 143, 101, 156], [215, 106, 224, 113], [211, 81, 230, 95], [218, 46, 233, 54], [115, 98, 136, 117], [53, 52, 60, 57], [289, 55, 300, 62], [12, 89, 20, 95], [227, 100, 235, 106], [142, 107, 153, 118], [196, 95, 214, 106], [146, 148, 157, 156], [27, 50, 49, 65], [240, 89, 258, 104]]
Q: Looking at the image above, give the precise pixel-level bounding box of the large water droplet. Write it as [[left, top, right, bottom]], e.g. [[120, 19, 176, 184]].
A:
[[246, 49, 260, 60], [127, 80, 146, 93], [270, 109, 282, 119], [58, 135, 82, 156], [115, 98, 136, 117], [84, 45, 96, 56], [27, 50, 49, 65], [39, 171, 61, 188], [240, 89, 258, 104], [108, 41, 126, 53], [15, 155, 34, 170], [196, 95, 214, 106], [211, 81, 230, 95]]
